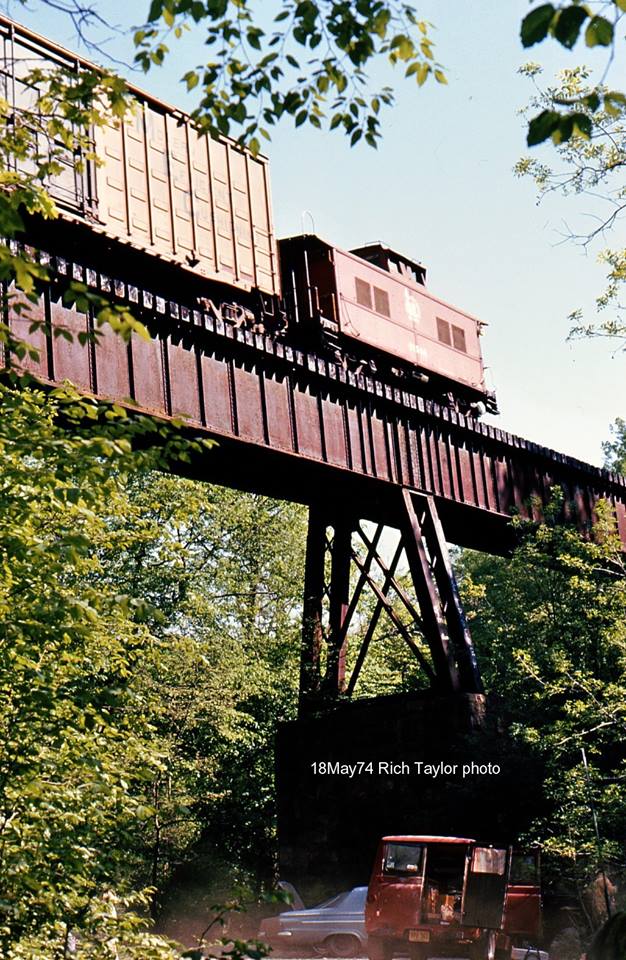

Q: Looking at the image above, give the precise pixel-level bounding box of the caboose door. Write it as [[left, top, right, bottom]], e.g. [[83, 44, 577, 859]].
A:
[[463, 846, 511, 930]]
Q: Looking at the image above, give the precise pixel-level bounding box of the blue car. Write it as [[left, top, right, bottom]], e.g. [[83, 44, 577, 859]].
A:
[[259, 887, 368, 958]]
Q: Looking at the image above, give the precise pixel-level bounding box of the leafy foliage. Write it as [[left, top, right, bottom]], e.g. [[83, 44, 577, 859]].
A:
[[0, 383, 208, 957], [133, 0, 445, 150], [93, 474, 307, 898], [603, 418, 626, 473], [458, 494, 626, 891], [0, 378, 308, 954], [516, 64, 626, 349], [520, 1, 625, 146]]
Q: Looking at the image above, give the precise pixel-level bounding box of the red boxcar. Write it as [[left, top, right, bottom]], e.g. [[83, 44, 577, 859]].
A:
[[365, 836, 541, 960]]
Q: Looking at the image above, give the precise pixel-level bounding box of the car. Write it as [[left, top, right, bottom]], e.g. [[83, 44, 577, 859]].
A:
[[259, 886, 368, 958]]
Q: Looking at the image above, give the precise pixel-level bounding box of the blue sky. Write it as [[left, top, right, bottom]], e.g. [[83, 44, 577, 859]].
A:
[[4, 0, 624, 468]]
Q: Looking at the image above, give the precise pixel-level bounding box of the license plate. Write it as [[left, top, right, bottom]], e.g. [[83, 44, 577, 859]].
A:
[[408, 930, 430, 943]]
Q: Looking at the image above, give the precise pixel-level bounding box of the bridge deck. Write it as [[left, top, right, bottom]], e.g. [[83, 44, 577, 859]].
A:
[[6, 235, 625, 552]]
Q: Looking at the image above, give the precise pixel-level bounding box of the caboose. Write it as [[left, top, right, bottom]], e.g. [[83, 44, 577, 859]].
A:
[[279, 235, 498, 416]]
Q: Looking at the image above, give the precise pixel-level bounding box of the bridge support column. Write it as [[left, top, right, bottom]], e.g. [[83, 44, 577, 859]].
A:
[[298, 491, 483, 715], [299, 505, 326, 710], [401, 490, 483, 695]]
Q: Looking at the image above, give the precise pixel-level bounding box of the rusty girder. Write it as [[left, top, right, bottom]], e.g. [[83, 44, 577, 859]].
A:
[[4, 241, 625, 558]]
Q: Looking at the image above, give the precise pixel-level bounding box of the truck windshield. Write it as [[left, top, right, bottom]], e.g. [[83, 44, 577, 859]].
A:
[[510, 852, 540, 884], [383, 843, 424, 876]]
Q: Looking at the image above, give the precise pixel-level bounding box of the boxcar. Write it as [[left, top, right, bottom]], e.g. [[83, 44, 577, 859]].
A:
[[0, 16, 280, 299]]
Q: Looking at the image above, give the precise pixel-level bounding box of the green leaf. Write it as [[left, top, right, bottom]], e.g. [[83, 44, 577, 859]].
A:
[[552, 115, 573, 144], [527, 109, 562, 146], [604, 90, 626, 116], [585, 16, 613, 47], [416, 62, 430, 86], [521, 4, 556, 47], [184, 71, 199, 91], [583, 92, 600, 112], [148, 0, 164, 22], [570, 112, 592, 138], [553, 6, 588, 49]]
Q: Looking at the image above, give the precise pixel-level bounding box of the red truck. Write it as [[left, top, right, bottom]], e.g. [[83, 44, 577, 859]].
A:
[[365, 835, 541, 960]]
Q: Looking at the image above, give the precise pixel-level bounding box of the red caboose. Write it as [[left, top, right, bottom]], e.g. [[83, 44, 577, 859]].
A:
[[279, 235, 497, 415]]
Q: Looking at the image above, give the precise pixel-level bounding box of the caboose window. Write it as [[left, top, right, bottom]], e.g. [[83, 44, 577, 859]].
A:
[[373, 286, 390, 317], [355, 278, 372, 309], [436, 317, 451, 346], [451, 324, 467, 353]]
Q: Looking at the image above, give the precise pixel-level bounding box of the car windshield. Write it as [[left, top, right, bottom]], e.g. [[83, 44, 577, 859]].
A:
[[383, 843, 424, 876]]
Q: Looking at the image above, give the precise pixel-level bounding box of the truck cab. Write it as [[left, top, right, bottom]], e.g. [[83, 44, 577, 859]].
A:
[[365, 836, 541, 960]]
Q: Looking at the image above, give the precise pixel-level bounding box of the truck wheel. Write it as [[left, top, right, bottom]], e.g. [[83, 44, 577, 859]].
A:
[[367, 939, 393, 960], [470, 931, 498, 960], [325, 934, 362, 958]]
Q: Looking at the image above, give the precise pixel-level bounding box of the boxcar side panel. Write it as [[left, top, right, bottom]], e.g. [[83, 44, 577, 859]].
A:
[[248, 157, 276, 294], [146, 107, 174, 253], [0, 17, 281, 299], [167, 114, 195, 258], [209, 138, 237, 282], [125, 108, 151, 246], [94, 121, 128, 235], [189, 126, 217, 274]]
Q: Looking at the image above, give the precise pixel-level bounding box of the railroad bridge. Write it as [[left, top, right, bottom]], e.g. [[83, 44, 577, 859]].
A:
[[8, 226, 626, 703], [2, 12, 626, 901], [6, 226, 626, 895]]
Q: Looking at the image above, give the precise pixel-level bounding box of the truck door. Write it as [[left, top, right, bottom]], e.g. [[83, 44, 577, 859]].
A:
[[463, 846, 511, 930], [504, 850, 542, 940]]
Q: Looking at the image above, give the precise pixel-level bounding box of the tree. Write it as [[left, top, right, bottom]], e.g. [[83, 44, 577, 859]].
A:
[[0, 383, 208, 958], [603, 417, 626, 472], [0, 378, 304, 956], [93, 474, 308, 903], [457, 494, 626, 921], [519, 1, 626, 148], [516, 2, 626, 349], [515, 63, 625, 349]]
